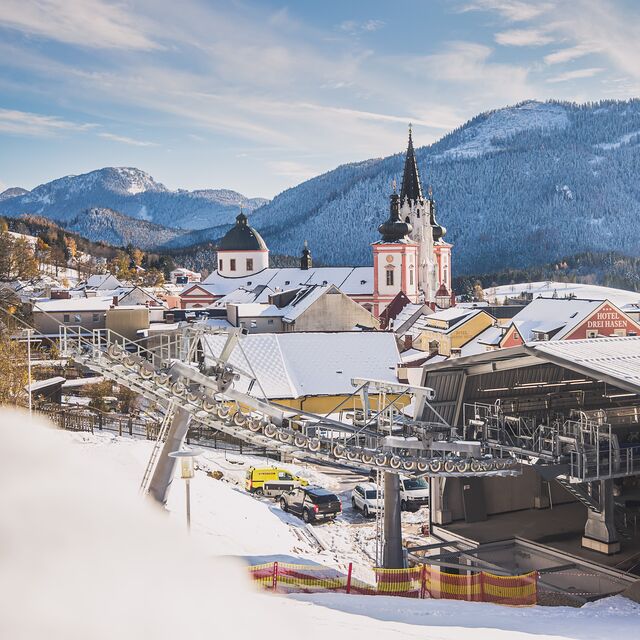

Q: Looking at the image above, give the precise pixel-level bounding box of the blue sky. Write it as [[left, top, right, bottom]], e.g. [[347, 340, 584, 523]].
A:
[[1, 0, 639, 198]]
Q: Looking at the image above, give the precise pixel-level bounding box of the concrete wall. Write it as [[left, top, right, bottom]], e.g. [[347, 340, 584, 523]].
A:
[[442, 466, 576, 521], [237, 315, 283, 333], [105, 307, 150, 341], [290, 290, 379, 332], [33, 310, 106, 335]]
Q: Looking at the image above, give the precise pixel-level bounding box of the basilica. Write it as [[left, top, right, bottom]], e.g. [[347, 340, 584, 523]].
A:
[[179, 129, 454, 316]]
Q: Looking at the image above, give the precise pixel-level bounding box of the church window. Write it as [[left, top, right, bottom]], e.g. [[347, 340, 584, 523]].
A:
[[409, 269, 414, 286], [386, 270, 394, 286], [219, 259, 223, 271], [246, 258, 253, 271], [230, 259, 236, 271]]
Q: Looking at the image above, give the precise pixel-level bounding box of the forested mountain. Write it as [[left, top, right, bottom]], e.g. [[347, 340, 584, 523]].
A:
[[0, 168, 267, 230], [251, 100, 640, 274], [4, 100, 640, 275]]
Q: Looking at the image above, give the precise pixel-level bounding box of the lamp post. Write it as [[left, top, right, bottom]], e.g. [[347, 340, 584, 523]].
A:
[[23, 328, 33, 416], [168, 448, 203, 531]]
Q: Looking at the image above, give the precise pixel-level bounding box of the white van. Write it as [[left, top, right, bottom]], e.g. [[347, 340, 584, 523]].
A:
[[399, 475, 429, 511]]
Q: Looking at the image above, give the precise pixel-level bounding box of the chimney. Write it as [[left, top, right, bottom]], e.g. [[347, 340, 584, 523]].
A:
[[166, 313, 175, 324], [51, 289, 71, 300], [403, 335, 413, 350], [112, 295, 119, 307]]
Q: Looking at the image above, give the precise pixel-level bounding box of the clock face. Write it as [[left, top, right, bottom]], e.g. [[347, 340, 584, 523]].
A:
[[386, 255, 394, 263]]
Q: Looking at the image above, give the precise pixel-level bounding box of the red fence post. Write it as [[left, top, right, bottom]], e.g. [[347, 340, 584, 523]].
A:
[[272, 561, 279, 593], [346, 563, 353, 594]]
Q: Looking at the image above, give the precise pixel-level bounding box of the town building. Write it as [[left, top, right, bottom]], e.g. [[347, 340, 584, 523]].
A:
[[222, 283, 379, 333], [181, 129, 453, 317], [169, 268, 202, 284], [500, 298, 640, 348], [199, 331, 401, 413]]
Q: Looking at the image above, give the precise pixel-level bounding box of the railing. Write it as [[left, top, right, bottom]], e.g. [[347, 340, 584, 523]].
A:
[[570, 444, 640, 481], [248, 562, 538, 606]]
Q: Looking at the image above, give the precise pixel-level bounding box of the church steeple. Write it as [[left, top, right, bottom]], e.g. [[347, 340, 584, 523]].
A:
[[400, 124, 423, 204], [378, 181, 412, 242], [300, 240, 312, 270]]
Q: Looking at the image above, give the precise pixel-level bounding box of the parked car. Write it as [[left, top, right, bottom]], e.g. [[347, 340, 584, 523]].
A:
[[351, 483, 383, 517], [399, 476, 429, 511], [279, 486, 342, 523], [245, 467, 308, 496], [366, 474, 430, 511]]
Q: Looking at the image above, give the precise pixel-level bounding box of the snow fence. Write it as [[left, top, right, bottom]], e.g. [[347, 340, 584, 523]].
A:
[[248, 562, 538, 606]]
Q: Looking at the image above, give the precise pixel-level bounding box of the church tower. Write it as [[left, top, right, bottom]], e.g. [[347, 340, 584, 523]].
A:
[[398, 126, 452, 306], [372, 184, 419, 317]]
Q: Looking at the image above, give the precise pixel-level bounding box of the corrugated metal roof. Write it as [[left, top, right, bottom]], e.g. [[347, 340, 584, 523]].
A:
[[531, 337, 640, 390]]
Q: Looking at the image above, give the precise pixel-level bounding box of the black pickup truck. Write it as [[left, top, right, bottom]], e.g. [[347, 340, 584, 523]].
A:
[[279, 486, 342, 523]]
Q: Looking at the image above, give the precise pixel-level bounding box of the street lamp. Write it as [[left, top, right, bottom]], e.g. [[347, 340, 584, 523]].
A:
[[22, 328, 33, 416], [168, 448, 203, 531]]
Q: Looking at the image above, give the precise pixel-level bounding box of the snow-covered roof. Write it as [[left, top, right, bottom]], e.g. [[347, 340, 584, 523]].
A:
[[417, 308, 485, 335], [85, 274, 122, 289], [532, 337, 640, 392], [210, 285, 275, 307], [200, 266, 374, 297], [279, 284, 337, 323], [200, 332, 400, 399], [392, 304, 425, 332], [33, 296, 114, 312], [484, 280, 640, 308], [232, 303, 282, 317], [509, 297, 607, 341], [26, 376, 66, 392]]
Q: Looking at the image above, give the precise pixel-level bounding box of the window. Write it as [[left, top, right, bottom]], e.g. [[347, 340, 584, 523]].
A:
[[63, 314, 70, 323], [92, 313, 100, 323], [614, 329, 627, 337], [386, 270, 394, 286], [409, 269, 414, 286], [285, 280, 290, 286], [246, 258, 253, 271], [587, 330, 598, 338], [230, 259, 236, 271], [219, 259, 223, 271], [268, 319, 274, 325], [74, 314, 81, 323]]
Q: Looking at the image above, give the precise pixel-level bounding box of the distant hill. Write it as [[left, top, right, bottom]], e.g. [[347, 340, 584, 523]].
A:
[[250, 99, 640, 274], [6, 99, 640, 276], [0, 167, 268, 231]]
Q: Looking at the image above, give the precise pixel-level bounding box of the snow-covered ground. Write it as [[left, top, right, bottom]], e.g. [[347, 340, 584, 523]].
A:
[[2, 409, 638, 640]]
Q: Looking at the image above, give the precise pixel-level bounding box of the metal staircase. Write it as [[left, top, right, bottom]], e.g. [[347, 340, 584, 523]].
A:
[[555, 477, 601, 513], [139, 400, 176, 494]]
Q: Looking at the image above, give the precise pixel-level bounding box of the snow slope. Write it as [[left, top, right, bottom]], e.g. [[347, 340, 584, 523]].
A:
[[2, 409, 638, 640]]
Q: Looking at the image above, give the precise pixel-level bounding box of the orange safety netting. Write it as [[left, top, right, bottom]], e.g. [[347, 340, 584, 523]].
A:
[[248, 562, 537, 606]]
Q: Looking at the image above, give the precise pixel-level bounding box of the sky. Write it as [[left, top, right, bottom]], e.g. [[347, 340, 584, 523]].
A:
[[1, 0, 640, 199]]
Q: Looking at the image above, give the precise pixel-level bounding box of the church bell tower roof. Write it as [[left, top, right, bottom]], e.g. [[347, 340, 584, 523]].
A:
[[400, 124, 423, 204]]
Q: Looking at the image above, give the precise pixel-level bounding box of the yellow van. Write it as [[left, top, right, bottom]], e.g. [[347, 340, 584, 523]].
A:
[[245, 467, 309, 496]]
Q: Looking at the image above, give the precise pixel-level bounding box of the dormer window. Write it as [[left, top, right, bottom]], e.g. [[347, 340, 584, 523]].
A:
[[285, 280, 290, 285], [322, 280, 327, 285], [360, 280, 366, 285]]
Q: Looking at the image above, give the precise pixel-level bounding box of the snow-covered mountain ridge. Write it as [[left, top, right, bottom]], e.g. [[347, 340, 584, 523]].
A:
[[0, 167, 268, 231], [250, 99, 640, 273], [4, 99, 640, 272]]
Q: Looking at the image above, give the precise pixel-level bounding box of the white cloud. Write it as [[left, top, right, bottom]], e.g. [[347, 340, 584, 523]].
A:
[[544, 44, 598, 65], [98, 132, 159, 147], [495, 28, 554, 46], [267, 160, 317, 181], [547, 67, 604, 83], [0, 107, 94, 136], [339, 19, 385, 35], [0, 0, 160, 50], [460, 1, 553, 22], [409, 42, 533, 107], [550, 0, 640, 81]]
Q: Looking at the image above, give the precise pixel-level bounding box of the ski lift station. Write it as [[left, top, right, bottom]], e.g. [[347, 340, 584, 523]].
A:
[[420, 336, 640, 566]]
